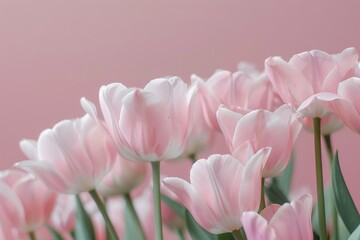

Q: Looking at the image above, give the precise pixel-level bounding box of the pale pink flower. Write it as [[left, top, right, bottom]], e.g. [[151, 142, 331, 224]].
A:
[[217, 104, 301, 178], [192, 66, 282, 130], [97, 154, 147, 197], [266, 47, 358, 133], [49, 194, 76, 235], [242, 194, 313, 240], [178, 82, 215, 159], [92, 77, 194, 162], [0, 169, 56, 234], [16, 114, 117, 194], [162, 150, 269, 234], [299, 77, 360, 134]]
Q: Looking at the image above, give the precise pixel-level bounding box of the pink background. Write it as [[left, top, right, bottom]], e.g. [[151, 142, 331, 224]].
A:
[[0, 1, 359, 203]]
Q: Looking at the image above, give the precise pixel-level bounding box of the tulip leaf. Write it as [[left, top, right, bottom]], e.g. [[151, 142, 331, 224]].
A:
[[124, 195, 145, 240], [348, 224, 360, 240], [218, 232, 235, 240], [331, 152, 360, 233], [311, 185, 332, 237], [185, 210, 218, 240], [161, 194, 186, 219], [74, 195, 96, 240], [265, 178, 289, 205], [46, 225, 64, 240], [274, 152, 295, 195]]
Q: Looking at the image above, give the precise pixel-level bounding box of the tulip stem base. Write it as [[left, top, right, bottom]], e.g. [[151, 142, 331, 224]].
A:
[[28, 231, 36, 240], [259, 177, 266, 212], [89, 189, 119, 240], [151, 161, 164, 240], [232, 229, 243, 240], [323, 134, 339, 240], [124, 193, 146, 240], [313, 118, 327, 240], [175, 228, 185, 240]]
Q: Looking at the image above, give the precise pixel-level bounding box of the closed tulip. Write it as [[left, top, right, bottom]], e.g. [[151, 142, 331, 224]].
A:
[[97, 77, 194, 162], [242, 194, 313, 240], [217, 104, 301, 178], [162, 149, 269, 234]]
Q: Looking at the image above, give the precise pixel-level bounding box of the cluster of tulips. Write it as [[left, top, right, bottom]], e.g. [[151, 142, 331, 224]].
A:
[[1, 47, 360, 240]]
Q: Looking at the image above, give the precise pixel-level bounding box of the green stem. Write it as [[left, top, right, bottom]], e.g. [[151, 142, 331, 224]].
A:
[[151, 161, 163, 240], [89, 189, 119, 240], [28, 231, 36, 240], [323, 134, 339, 240], [232, 229, 243, 240], [175, 228, 185, 240], [313, 118, 327, 239], [323, 134, 334, 164], [259, 178, 266, 212], [189, 153, 196, 164], [123, 193, 146, 240]]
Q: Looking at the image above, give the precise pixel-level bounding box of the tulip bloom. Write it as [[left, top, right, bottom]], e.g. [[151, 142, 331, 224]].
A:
[[96, 77, 194, 162], [0, 169, 56, 236], [242, 194, 313, 240], [97, 155, 147, 197], [16, 114, 117, 194], [162, 149, 269, 234], [217, 104, 301, 178], [49, 194, 76, 236], [192, 66, 282, 130], [299, 77, 360, 134], [266, 47, 358, 133]]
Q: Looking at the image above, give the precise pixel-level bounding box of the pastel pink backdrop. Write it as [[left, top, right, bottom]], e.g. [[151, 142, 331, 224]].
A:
[[0, 1, 359, 204]]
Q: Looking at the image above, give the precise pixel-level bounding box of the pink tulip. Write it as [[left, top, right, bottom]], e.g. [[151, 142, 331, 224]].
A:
[[95, 77, 194, 162], [299, 77, 360, 133], [49, 194, 76, 234], [97, 154, 147, 197], [266, 47, 358, 133], [16, 114, 117, 194], [217, 104, 301, 178], [0, 169, 56, 235], [178, 82, 215, 159], [192, 66, 282, 130], [162, 150, 269, 234], [242, 194, 313, 240]]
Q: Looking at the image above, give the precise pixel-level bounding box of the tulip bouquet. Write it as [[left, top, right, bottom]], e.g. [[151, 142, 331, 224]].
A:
[[1, 47, 360, 240]]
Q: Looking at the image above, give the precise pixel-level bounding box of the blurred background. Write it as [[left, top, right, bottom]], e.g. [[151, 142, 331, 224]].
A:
[[0, 1, 359, 203]]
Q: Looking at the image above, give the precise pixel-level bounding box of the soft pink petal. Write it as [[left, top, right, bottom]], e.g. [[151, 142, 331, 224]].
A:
[[19, 139, 38, 160], [241, 211, 277, 240], [239, 148, 270, 212], [270, 194, 313, 240], [216, 106, 243, 151], [265, 56, 313, 107]]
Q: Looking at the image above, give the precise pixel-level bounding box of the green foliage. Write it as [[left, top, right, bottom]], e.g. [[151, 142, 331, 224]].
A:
[[331, 152, 360, 234], [74, 195, 96, 240]]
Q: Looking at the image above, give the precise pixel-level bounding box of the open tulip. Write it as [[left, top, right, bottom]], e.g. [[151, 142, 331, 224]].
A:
[[162, 149, 269, 234], [266, 47, 358, 133], [217, 104, 301, 178], [15, 114, 117, 194], [242, 194, 313, 240]]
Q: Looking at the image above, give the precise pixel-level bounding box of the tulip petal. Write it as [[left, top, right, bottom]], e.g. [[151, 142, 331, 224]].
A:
[[19, 139, 38, 160], [241, 211, 277, 240]]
